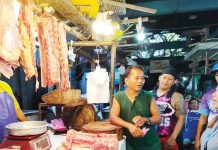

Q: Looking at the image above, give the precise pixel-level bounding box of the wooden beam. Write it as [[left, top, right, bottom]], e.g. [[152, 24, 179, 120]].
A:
[[182, 28, 206, 36], [121, 32, 152, 39], [205, 50, 209, 74], [102, 0, 156, 14], [110, 42, 117, 105], [120, 17, 149, 24], [45, 0, 91, 32], [71, 41, 114, 47], [117, 43, 139, 48], [188, 42, 199, 47], [64, 25, 88, 41]]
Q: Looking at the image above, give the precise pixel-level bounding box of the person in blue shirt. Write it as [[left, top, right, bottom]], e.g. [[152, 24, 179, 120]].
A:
[[183, 97, 200, 149]]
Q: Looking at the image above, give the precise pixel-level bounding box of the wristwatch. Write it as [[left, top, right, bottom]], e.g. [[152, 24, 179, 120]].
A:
[[145, 117, 151, 125]]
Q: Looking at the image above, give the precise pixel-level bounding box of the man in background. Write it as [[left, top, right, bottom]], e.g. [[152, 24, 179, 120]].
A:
[[152, 66, 186, 150], [174, 78, 185, 96]]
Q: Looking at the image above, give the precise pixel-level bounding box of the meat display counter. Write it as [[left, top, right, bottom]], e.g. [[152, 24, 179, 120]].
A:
[[47, 130, 126, 150]]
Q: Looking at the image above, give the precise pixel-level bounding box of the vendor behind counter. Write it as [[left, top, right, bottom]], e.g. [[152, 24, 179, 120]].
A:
[[0, 80, 27, 143]]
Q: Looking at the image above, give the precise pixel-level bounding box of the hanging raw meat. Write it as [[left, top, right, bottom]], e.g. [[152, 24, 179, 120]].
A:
[[51, 20, 70, 91], [37, 13, 61, 88], [57, 22, 70, 91], [19, 0, 39, 89], [37, 13, 70, 91], [0, 0, 21, 78]]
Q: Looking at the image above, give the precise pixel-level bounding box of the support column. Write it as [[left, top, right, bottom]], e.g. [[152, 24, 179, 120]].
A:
[[110, 42, 117, 105]]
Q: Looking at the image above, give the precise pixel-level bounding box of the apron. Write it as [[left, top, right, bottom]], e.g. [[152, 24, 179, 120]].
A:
[[0, 85, 17, 143]]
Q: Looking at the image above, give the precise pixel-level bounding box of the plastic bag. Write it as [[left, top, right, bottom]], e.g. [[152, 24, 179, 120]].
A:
[[0, 92, 17, 143]]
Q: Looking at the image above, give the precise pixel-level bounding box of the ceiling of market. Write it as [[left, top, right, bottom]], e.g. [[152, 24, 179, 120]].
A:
[[118, 0, 218, 60], [33, 0, 218, 62]]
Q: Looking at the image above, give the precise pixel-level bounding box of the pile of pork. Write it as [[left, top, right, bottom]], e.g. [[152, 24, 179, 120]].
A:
[[57, 129, 119, 150]]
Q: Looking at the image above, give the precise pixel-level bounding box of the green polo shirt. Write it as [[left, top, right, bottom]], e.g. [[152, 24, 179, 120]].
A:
[[115, 90, 161, 150]]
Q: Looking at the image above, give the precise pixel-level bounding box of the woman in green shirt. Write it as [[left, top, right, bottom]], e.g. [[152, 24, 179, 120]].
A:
[[110, 65, 161, 150]]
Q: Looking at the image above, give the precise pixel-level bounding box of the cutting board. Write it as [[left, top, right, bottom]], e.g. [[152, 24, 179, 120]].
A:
[[82, 121, 123, 141]]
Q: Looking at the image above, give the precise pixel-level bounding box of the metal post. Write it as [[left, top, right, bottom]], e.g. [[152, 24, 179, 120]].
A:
[[205, 50, 209, 74], [191, 60, 196, 98]]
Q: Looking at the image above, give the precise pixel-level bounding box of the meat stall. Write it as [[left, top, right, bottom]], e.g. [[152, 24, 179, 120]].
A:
[[0, 0, 126, 149]]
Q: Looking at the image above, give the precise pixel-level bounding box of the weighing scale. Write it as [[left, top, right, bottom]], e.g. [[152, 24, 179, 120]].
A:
[[0, 133, 51, 150]]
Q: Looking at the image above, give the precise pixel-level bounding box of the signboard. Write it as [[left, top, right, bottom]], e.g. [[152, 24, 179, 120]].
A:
[[150, 60, 169, 73]]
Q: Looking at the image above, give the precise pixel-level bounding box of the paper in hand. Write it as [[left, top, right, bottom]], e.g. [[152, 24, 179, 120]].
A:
[[142, 127, 150, 137]]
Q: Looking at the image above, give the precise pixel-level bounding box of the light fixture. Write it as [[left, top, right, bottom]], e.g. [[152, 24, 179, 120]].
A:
[[136, 17, 145, 41], [182, 77, 188, 81], [92, 12, 114, 36], [104, 22, 114, 35], [149, 19, 157, 23], [137, 32, 145, 41], [189, 15, 197, 20]]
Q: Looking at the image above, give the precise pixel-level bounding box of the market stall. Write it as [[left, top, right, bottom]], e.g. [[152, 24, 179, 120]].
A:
[[0, 0, 159, 149], [184, 38, 218, 96]]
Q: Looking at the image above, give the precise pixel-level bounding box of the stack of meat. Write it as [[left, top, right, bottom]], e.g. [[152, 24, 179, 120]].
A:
[[0, 0, 22, 78], [37, 13, 70, 91], [19, 0, 39, 89], [60, 129, 119, 150]]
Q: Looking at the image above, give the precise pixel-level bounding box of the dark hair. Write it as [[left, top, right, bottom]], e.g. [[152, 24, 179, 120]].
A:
[[123, 65, 144, 79], [162, 65, 178, 79], [188, 97, 200, 105]]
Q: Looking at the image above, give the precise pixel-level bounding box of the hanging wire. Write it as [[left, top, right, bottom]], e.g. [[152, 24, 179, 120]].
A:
[[97, 46, 100, 63], [123, 24, 134, 33], [74, 46, 82, 53], [94, 46, 100, 66]]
